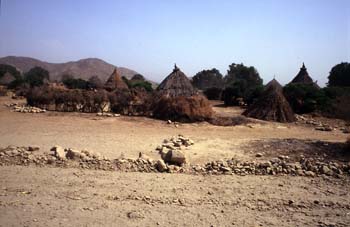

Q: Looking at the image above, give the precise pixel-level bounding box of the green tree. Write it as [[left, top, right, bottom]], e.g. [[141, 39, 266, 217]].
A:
[[223, 63, 263, 105], [192, 68, 224, 90], [283, 84, 331, 114], [62, 75, 89, 90], [0, 64, 23, 87], [25, 67, 50, 87], [328, 62, 350, 87]]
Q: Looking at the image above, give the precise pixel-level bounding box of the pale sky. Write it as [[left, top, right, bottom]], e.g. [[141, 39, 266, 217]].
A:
[[0, 0, 349, 86]]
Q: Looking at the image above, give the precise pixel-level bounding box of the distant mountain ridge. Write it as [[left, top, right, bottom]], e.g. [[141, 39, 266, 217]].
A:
[[0, 56, 141, 82]]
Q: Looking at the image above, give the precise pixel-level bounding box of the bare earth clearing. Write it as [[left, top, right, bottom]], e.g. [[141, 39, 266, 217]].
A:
[[0, 96, 349, 226]]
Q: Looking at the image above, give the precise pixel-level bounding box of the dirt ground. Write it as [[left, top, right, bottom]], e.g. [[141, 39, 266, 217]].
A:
[[0, 96, 349, 226], [0, 97, 347, 164]]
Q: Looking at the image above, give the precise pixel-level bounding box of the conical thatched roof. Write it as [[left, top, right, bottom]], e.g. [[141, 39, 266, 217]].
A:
[[265, 78, 283, 92], [104, 68, 129, 91], [290, 63, 319, 88], [157, 64, 196, 98], [243, 79, 296, 123]]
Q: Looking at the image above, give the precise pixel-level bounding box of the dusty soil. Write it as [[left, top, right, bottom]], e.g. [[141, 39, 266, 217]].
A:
[[0, 96, 349, 226], [1, 166, 350, 227], [0, 97, 347, 164]]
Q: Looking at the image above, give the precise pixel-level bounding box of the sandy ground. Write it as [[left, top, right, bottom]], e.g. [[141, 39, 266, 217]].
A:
[[0, 96, 349, 226], [1, 166, 349, 227], [0, 97, 347, 164]]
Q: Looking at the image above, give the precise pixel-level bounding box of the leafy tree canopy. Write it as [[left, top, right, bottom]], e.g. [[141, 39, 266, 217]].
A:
[[25, 66, 50, 87], [192, 68, 224, 90], [328, 62, 350, 87]]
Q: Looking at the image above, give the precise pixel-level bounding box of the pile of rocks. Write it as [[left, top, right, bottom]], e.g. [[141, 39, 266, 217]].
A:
[[296, 114, 350, 133], [155, 135, 194, 167], [7, 103, 46, 113], [201, 156, 350, 177], [1, 145, 349, 177], [96, 112, 120, 117]]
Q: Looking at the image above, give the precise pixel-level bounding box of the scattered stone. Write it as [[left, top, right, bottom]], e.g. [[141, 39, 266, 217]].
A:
[[156, 159, 168, 172], [255, 153, 263, 158], [127, 211, 144, 219], [163, 150, 187, 166], [321, 165, 333, 176], [96, 112, 120, 117], [305, 171, 316, 177], [50, 146, 66, 160]]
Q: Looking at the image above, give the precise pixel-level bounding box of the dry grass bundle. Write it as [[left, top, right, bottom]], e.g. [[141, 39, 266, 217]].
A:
[[152, 95, 213, 122], [243, 79, 296, 123]]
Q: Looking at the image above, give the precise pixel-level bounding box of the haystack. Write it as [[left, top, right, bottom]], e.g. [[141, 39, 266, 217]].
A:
[[104, 68, 129, 91], [157, 64, 196, 98], [243, 79, 296, 122], [289, 63, 319, 88], [153, 95, 213, 122], [265, 78, 283, 92], [153, 65, 213, 122]]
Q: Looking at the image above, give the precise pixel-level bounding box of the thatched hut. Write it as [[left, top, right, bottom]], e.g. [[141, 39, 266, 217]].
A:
[[243, 79, 296, 123], [289, 63, 319, 88], [157, 64, 196, 98], [153, 65, 213, 122], [104, 68, 129, 91]]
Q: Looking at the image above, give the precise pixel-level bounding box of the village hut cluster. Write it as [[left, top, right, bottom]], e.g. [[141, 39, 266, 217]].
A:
[[5, 62, 323, 124], [244, 63, 319, 123]]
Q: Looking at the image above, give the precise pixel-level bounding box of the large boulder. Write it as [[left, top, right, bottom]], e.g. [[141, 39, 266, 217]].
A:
[[50, 146, 66, 160], [163, 150, 187, 166]]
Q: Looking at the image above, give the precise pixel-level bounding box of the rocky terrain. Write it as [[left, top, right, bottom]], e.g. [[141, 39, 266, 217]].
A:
[[0, 96, 350, 226]]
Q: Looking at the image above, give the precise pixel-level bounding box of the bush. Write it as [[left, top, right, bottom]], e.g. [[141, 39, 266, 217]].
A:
[[152, 95, 213, 122], [328, 62, 350, 87], [283, 84, 331, 114], [25, 67, 50, 87], [346, 138, 350, 151], [26, 87, 110, 112], [203, 87, 223, 100], [192, 68, 224, 90], [62, 75, 90, 90]]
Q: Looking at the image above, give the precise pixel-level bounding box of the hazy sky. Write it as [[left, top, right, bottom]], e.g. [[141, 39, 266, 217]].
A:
[[0, 0, 349, 86]]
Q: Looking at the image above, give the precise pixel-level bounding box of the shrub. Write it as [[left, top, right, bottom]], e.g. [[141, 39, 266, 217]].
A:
[[25, 67, 50, 87], [203, 87, 223, 100], [283, 84, 331, 114], [62, 75, 89, 90]]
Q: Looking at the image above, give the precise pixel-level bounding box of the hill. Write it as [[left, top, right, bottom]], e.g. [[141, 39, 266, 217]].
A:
[[0, 56, 140, 82]]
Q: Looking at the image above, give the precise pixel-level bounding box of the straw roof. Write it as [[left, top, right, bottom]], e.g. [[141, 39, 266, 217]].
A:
[[243, 79, 296, 123], [290, 63, 319, 88], [157, 64, 196, 98], [104, 68, 129, 91], [265, 78, 283, 92]]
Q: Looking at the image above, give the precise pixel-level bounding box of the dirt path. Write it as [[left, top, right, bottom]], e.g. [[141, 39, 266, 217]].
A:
[[0, 165, 349, 227]]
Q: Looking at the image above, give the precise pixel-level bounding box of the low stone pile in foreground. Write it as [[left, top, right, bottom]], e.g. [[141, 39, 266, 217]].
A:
[[296, 114, 349, 133], [0, 145, 349, 178], [5, 103, 46, 113], [155, 135, 194, 166], [96, 112, 121, 117]]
